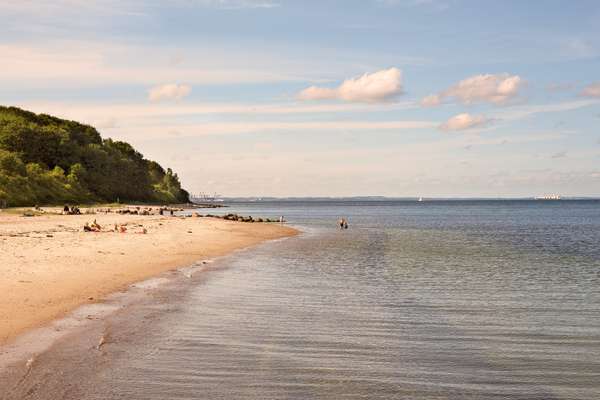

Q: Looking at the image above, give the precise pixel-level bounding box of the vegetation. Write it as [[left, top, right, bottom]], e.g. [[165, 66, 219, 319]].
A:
[[0, 106, 189, 207]]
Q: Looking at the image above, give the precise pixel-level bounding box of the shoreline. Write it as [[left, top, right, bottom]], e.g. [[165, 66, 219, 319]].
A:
[[0, 241, 264, 397], [0, 211, 298, 346]]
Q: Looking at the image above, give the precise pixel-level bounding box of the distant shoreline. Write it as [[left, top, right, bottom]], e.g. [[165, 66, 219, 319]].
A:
[[220, 197, 600, 202]]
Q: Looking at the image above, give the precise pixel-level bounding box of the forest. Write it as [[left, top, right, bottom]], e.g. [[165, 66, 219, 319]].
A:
[[0, 106, 189, 207]]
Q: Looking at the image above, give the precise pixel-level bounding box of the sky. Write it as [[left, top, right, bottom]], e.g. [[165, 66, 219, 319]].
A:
[[1, 0, 599, 198]]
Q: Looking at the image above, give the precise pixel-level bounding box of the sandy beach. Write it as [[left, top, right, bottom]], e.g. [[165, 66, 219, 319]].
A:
[[0, 210, 297, 345]]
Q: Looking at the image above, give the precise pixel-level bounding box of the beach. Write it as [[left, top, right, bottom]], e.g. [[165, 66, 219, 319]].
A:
[[0, 209, 297, 346], [0, 200, 599, 399]]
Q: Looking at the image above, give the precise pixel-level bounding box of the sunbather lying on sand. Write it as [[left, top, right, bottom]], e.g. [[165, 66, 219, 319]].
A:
[[83, 222, 101, 232]]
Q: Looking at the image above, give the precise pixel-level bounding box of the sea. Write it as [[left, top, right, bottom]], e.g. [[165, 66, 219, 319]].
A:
[[4, 200, 600, 399]]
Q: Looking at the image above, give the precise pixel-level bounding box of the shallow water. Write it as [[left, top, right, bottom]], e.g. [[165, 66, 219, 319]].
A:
[[6, 200, 600, 399]]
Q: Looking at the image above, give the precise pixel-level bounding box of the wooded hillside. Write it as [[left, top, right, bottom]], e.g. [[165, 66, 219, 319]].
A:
[[0, 106, 189, 207]]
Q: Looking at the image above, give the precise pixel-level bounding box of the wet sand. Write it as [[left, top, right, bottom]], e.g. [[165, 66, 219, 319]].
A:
[[0, 211, 297, 346]]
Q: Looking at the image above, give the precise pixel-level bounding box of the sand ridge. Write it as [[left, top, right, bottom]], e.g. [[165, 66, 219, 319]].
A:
[[0, 211, 298, 345]]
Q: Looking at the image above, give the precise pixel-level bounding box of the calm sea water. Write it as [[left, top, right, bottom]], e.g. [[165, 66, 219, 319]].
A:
[[44, 201, 600, 398]]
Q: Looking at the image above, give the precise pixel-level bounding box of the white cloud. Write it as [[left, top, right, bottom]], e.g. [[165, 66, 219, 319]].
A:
[[491, 99, 599, 121], [120, 120, 437, 138], [299, 67, 403, 103], [420, 94, 441, 107], [423, 73, 524, 107], [440, 113, 489, 131], [17, 100, 419, 125], [13, 101, 435, 138], [581, 82, 600, 97], [0, 42, 338, 89], [148, 83, 191, 102], [298, 86, 338, 100]]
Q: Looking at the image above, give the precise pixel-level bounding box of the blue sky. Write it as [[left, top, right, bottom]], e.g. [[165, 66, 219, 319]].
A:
[[1, 0, 599, 197]]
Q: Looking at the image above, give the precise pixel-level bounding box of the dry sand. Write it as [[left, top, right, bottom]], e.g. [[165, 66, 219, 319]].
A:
[[0, 210, 297, 345]]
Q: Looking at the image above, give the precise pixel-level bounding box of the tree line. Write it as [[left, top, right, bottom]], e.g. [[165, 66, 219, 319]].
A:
[[0, 106, 189, 207]]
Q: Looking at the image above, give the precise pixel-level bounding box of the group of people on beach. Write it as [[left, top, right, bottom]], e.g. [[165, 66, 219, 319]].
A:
[[63, 205, 81, 215], [83, 219, 102, 232], [83, 219, 147, 234], [63, 205, 182, 216]]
